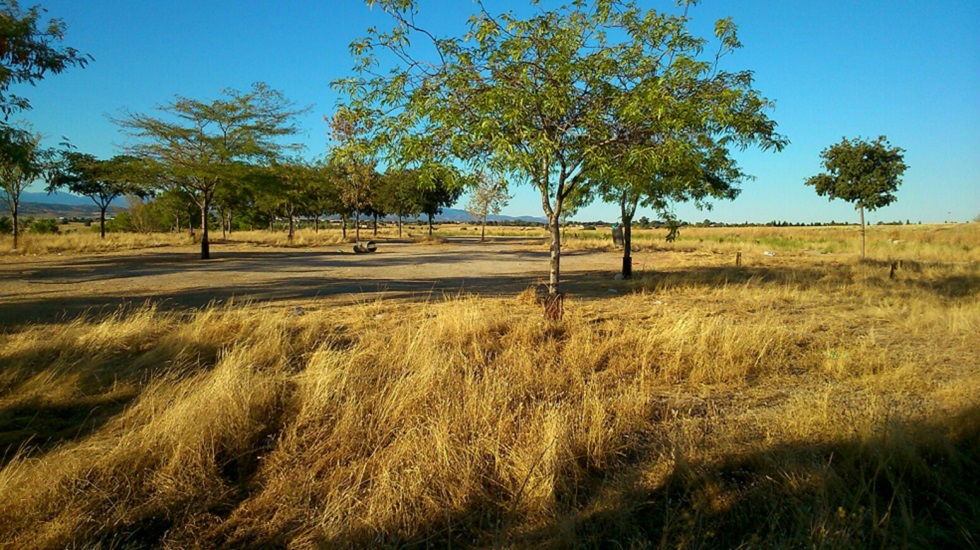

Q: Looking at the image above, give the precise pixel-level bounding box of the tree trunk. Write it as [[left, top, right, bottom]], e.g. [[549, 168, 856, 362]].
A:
[[428, 214, 433, 236], [342, 214, 348, 239], [315, 216, 319, 233], [355, 211, 361, 241], [548, 215, 561, 295], [622, 218, 633, 278], [200, 197, 210, 259], [100, 207, 107, 239], [288, 206, 295, 242], [11, 200, 18, 250], [373, 213, 378, 236], [175, 212, 180, 234], [398, 214, 402, 238], [859, 205, 866, 259], [481, 216, 486, 242]]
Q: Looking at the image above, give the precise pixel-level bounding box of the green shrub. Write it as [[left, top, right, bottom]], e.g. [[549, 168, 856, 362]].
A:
[[0, 216, 11, 234], [27, 218, 60, 234]]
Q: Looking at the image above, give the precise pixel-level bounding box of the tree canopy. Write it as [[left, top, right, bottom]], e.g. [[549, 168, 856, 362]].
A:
[[116, 82, 307, 258], [334, 0, 784, 295]]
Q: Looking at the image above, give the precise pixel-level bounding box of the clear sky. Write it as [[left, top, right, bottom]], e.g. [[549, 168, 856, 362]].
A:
[[15, 0, 980, 224]]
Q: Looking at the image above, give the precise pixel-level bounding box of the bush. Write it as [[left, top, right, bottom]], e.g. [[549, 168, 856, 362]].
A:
[[27, 218, 60, 234], [0, 216, 11, 234]]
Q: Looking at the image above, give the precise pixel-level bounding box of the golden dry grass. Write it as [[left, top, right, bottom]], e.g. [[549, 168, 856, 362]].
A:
[[0, 226, 978, 548]]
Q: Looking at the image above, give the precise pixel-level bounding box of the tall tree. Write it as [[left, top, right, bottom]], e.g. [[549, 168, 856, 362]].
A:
[[334, 0, 783, 296], [465, 169, 511, 242], [805, 136, 907, 258], [49, 151, 143, 238], [116, 82, 306, 259], [0, 130, 52, 248]]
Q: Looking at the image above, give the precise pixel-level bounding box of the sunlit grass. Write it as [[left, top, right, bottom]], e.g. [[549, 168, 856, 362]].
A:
[[0, 229, 977, 547]]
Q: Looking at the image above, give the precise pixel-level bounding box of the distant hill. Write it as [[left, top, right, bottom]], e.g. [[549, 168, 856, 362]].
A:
[[430, 207, 547, 224], [17, 201, 124, 218], [20, 191, 128, 207]]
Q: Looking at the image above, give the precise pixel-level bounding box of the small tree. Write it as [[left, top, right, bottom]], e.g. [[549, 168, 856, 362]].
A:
[[465, 170, 511, 241], [805, 136, 907, 258], [377, 168, 421, 238], [49, 151, 142, 238], [414, 169, 463, 236], [0, 130, 53, 249]]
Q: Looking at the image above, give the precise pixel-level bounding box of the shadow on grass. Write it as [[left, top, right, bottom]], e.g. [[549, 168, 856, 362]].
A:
[[0, 332, 222, 466], [254, 406, 978, 548]]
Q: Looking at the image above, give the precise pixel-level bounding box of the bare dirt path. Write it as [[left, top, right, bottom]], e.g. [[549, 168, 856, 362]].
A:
[[0, 238, 626, 327]]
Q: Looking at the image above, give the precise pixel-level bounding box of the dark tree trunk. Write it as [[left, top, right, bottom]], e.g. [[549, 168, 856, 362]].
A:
[[481, 216, 487, 242], [620, 192, 638, 279], [373, 213, 378, 236], [622, 218, 633, 279], [342, 214, 348, 239], [427, 214, 433, 236], [397, 214, 402, 238], [355, 211, 361, 241], [11, 200, 18, 250], [288, 206, 295, 242], [200, 197, 210, 260], [100, 207, 107, 239], [315, 215, 319, 233]]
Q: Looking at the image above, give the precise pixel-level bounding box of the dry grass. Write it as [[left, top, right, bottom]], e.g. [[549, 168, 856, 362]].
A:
[[1, 223, 978, 548]]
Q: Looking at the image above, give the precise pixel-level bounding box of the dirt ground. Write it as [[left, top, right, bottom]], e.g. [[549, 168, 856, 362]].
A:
[[0, 237, 637, 327]]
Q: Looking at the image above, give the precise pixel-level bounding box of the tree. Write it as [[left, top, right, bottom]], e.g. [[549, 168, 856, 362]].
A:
[[465, 170, 511, 241], [597, 132, 780, 277], [116, 82, 306, 259], [331, 157, 378, 242], [805, 136, 907, 258], [335, 0, 783, 296], [49, 150, 143, 238], [377, 168, 421, 238], [414, 169, 462, 236], [0, 130, 52, 248]]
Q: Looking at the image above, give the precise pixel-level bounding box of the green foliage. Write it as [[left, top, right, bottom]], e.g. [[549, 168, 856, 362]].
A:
[[26, 217, 58, 233], [0, 215, 11, 234], [0, 1, 91, 118], [116, 83, 307, 257], [805, 136, 907, 211], [335, 0, 784, 292]]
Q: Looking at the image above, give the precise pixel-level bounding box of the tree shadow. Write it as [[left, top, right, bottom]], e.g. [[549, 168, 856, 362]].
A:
[[540, 405, 980, 548], [0, 331, 222, 466]]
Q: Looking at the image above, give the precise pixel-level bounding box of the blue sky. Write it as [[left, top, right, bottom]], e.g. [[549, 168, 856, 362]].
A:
[[16, 0, 980, 223]]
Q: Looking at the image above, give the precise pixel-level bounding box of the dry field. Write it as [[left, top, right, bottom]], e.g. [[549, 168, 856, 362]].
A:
[[0, 224, 977, 548]]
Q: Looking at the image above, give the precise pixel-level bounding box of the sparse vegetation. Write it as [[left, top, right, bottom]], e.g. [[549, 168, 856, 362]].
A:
[[0, 226, 976, 548]]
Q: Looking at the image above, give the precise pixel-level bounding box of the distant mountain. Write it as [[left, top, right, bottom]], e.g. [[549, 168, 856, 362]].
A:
[[17, 201, 125, 218], [429, 207, 547, 224], [22, 191, 96, 206]]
